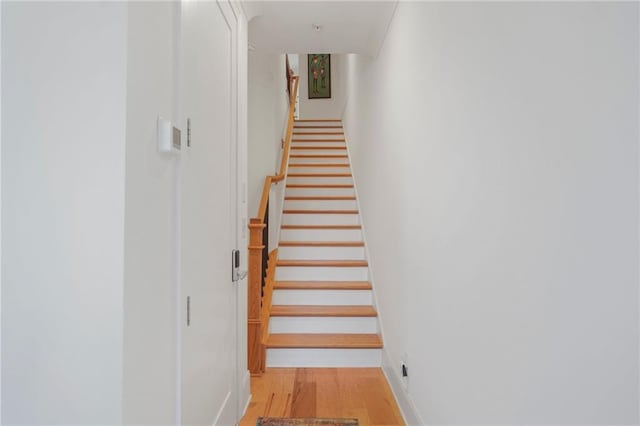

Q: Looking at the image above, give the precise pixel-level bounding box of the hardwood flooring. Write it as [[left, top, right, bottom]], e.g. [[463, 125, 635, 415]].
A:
[[239, 368, 404, 426]]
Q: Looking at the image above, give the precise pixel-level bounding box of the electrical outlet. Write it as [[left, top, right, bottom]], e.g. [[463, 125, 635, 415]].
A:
[[401, 352, 409, 391]]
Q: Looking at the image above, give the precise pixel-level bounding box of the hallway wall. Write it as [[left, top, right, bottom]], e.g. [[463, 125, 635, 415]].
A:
[[2, 3, 127, 423], [343, 2, 639, 424], [2, 2, 248, 424], [123, 3, 180, 424], [248, 51, 288, 219]]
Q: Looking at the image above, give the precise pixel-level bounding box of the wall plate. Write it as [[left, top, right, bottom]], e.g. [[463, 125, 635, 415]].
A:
[[158, 116, 181, 153]]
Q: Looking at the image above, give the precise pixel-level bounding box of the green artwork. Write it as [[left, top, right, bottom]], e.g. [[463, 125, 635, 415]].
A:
[[308, 54, 331, 99]]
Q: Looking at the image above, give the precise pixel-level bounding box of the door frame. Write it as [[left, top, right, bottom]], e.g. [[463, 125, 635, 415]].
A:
[[225, 0, 252, 421], [216, 0, 244, 423], [174, 0, 248, 424]]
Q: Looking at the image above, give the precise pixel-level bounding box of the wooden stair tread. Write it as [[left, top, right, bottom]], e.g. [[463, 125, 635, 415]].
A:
[[281, 224, 361, 229], [274, 281, 372, 290], [283, 209, 358, 214], [286, 184, 353, 188], [285, 196, 356, 200], [277, 260, 368, 267], [290, 154, 348, 158], [287, 173, 352, 178], [294, 125, 344, 129], [271, 305, 377, 317], [266, 333, 382, 349], [295, 119, 342, 122], [291, 146, 347, 150], [292, 139, 346, 142], [292, 132, 345, 135], [279, 241, 364, 247], [288, 163, 350, 168]]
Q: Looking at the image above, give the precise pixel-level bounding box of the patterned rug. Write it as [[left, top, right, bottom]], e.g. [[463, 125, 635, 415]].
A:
[[256, 418, 358, 426]]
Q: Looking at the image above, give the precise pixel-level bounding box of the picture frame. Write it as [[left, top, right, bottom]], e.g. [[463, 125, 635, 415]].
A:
[[307, 54, 331, 99]]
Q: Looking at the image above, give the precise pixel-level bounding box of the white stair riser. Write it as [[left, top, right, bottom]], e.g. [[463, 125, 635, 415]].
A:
[[290, 149, 348, 156], [292, 128, 344, 131], [291, 134, 344, 140], [279, 229, 362, 241], [282, 213, 359, 226], [294, 124, 342, 128], [294, 121, 342, 125], [291, 143, 346, 149], [286, 176, 353, 185], [272, 289, 373, 305], [291, 140, 346, 145], [266, 348, 382, 367], [275, 266, 368, 281], [278, 246, 365, 260], [287, 166, 351, 174], [269, 317, 378, 334], [289, 157, 349, 164], [284, 199, 358, 210], [285, 188, 355, 197], [292, 131, 344, 135]]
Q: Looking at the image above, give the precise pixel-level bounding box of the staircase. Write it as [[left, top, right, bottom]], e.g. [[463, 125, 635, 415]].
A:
[[264, 119, 383, 367]]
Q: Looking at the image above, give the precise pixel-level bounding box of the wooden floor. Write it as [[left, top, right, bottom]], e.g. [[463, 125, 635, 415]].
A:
[[239, 368, 404, 426]]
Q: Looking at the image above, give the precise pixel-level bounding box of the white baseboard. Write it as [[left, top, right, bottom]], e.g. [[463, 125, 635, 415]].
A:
[[213, 391, 234, 426], [381, 349, 424, 426], [240, 370, 252, 419]]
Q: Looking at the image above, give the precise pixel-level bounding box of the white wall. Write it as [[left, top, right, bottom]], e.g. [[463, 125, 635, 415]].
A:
[[123, 3, 180, 424], [288, 53, 299, 75], [343, 2, 639, 424], [299, 53, 346, 119], [2, 2, 249, 424], [247, 50, 288, 233], [248, 47, 289, 250], [1, 3, 127, 423]]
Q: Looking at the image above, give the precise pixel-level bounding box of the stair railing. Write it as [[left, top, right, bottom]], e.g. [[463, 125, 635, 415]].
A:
[[248, 75, 299, 375]]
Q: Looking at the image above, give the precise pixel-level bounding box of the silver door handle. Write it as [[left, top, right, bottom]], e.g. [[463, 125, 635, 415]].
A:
[[234, 270, 247, 281], [231, 249, 247, 282]]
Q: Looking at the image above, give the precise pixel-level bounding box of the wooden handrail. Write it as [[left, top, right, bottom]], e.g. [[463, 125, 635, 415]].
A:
[[257, 176, 273, 222], [248, 74, 299, 376]]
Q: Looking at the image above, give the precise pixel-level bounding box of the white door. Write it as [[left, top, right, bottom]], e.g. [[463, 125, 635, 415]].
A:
[[180, 1, 237, 425]]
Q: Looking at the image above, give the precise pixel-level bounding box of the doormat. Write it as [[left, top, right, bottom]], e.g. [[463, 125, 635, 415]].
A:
[[256, 418, 358, 426]]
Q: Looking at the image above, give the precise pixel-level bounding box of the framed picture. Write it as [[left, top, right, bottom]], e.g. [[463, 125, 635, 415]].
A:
[[308, 54, 331, 99]]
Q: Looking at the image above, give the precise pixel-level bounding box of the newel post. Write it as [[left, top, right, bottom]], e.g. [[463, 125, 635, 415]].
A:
[[248, 218, 266, 375]]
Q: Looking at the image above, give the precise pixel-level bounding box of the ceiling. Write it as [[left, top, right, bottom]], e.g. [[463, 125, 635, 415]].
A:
[[245, 1, 397, 56]]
